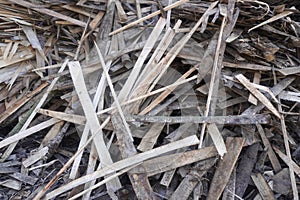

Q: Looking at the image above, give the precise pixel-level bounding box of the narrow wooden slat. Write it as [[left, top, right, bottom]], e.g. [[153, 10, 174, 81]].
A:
[[251, 173, 275, 200], [207, 137, 245, 200], [68, 61, 121, 191]]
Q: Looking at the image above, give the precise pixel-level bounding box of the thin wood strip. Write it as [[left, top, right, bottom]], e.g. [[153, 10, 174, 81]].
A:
[[44, 135, 200, 199], [127, 114, 271, 124], [38, 110, 271, 125], [235, 74, 281, 118], [128, 2, 218, 113], [248, 72, 261, 105], [223, 61, 272, 71], [256, 124, 281, 173], [68, 61, 122, 190], [273, 146, 300, 178], [277, 106, 299, 199], [33, 117, 111, 200], [0, 118, 60, 149], [207, 123, 227, 157], [69, 164, 139, 200], [94, 42, 133, 141], [251, 173, 275, 200], [139, 67, 195, 115], [109, 0, 189, 35], [98, 75, 197, 115], [242, 77, 295, 116], [1, 59, 69, 161], [8, 0, 87, 27], [0, 82, 48, 124], [143, 147, 218, 177], [117, 17, 166, 103], [38, 109, 86, 125], [248, 10, 293, 32]]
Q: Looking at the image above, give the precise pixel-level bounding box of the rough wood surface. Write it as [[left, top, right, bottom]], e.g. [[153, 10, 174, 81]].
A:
[[0, 0, 300, 199]]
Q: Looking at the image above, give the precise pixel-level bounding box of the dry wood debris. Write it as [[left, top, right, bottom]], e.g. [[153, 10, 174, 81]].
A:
[[0, 0, 300, 199]]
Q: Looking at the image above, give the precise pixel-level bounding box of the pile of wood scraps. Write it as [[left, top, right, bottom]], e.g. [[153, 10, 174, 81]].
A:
[[0, 0, 300, 199]]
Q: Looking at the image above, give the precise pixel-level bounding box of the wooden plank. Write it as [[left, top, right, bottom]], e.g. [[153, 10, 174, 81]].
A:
[[207, 137, 245, 200], [256, 124, 281, 173], [251, 173, 275, 200]]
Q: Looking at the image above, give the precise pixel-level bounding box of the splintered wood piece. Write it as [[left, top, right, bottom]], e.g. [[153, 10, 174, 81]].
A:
[[0, 118, 60, 149], [279, 91, 300, 103], [170, 158, 216, 200], [278, 106, 299, 199], [130, 2, 218, 108], [115, 0, 127, 22], [248, 10, 293, 32], [10, 172, 38, 186], [44, 135, 200, 199], [94, 41, 133, 141], [236, 143, 260, 197], [89, 10, 105, 30], [111, 113, 156, 200], [207, 123, 227, 157], [136, 21, 180, 89], [0, 82, 48, 124], [160, 169, 176, 187], [137, 122, 166, 152], [109, 0, 188, 35], [273, 146, 300, 178], [22, 25, 48, 64], [126, 23, 180, 113], [248, 72, 261, 105], [277, 67, 300, 76], [68, 61, 122, 191], [256, 124, 281, 173], [22, 147, 49, 168], [235, 74, 281, 118], [242, 77, 295, 116], [251, 173, 275, 200], [0, 179, 21, 190], [70, 45, 110, 182], [0, 48, 34, 69], [38, 109, 86, 125], [141, 146, 218, 176], [139, 67, 195, 115], [135, 0, 142, 22], [199, 1, 239, 149], [223, 61, 272, 71], [117, 17, 166, 103], [8, 0, 87, 27], [207, 137, 245, 200]]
